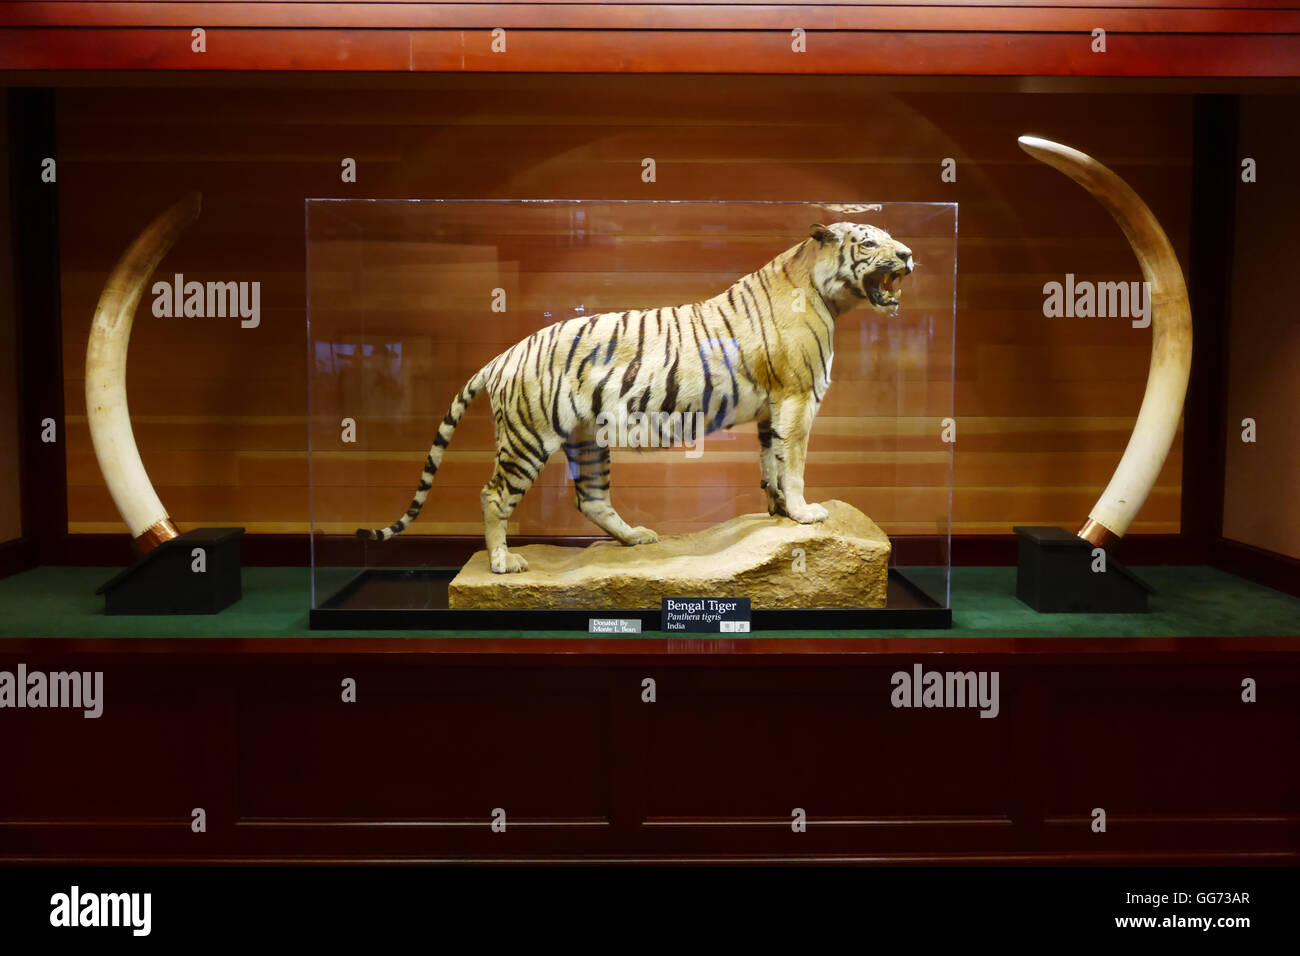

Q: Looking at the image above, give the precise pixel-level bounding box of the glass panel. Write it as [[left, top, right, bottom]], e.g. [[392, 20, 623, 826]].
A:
[[307, 200, 955, 628]]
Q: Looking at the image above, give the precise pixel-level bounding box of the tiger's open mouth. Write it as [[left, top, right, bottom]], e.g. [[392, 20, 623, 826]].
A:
[[866, 267, 908, 310]]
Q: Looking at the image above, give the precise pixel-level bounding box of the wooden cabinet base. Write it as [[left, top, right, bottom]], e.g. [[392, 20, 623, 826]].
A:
[[0, 637, 1296, 863]]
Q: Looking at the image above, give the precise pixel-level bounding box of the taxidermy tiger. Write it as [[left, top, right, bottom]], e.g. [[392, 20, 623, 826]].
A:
[[359, 222, 914, 573]]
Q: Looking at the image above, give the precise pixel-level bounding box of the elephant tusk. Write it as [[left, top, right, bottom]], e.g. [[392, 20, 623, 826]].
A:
[[85, 193, 202, 552], [1017, 135, 1193, 548]]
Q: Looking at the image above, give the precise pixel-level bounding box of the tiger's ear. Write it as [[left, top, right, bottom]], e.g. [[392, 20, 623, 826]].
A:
[[809, 223, 837, 244]]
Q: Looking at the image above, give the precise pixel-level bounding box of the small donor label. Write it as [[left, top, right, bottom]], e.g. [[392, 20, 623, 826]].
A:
[[588, 618, 643, 634], [661, 597, 751, 633]]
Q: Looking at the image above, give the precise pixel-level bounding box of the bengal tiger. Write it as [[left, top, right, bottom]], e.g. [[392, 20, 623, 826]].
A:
[[358, 221, 915, 573]]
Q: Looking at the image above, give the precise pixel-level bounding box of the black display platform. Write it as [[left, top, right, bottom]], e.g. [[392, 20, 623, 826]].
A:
[[310, 566, 952, 630], [1014, 525, 1154, 613], [96, 527, 245, 615]]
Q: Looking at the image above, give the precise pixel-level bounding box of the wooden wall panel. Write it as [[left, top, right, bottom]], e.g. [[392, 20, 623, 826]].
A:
[[1223, 95, 1300, 559], [56, 77, 1192, 538]]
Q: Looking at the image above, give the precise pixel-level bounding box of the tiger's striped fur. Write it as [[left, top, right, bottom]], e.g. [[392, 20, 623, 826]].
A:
[[358, 221, 914, 573]]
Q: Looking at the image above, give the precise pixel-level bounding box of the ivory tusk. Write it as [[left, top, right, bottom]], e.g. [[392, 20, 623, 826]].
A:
[[1017, 136, 1193, 547], [85, 193, 202, 552]]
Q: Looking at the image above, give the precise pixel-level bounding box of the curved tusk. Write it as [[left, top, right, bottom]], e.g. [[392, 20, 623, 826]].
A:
[[85, 193, 202, 552], [1017, 135, 1193, 548]]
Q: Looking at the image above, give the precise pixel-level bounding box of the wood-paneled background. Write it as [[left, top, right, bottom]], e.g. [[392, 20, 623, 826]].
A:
[[56, 77, 1190, 539]]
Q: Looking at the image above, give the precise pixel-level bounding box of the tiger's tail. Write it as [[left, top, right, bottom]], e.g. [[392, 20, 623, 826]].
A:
[[356, 366, 490, 542]]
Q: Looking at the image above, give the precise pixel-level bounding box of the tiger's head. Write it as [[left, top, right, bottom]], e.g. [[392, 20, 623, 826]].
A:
[[808, 222, 915, 315]]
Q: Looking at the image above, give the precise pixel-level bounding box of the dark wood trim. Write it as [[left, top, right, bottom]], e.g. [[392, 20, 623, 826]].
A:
[[7, 88, 66, 567], [1, 635, 1297, 657], [0, 536, 35, 578], [1, 27, 1299, 76], [1181, 94, 1237, 565], [0, 852, 1293, 866], [1212, 538, 1300, 598], [6, 3, 1300, 34], [8, 72, 1300, 95]]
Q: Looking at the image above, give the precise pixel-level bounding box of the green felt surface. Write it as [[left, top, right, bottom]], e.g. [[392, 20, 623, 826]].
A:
[[0, 565, 1295, 640]]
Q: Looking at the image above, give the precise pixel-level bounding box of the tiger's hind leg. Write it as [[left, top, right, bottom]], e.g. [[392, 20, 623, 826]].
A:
[[481, 459, 532, 574], [564, 430, 658, 545], [481, 433, 560, 574]]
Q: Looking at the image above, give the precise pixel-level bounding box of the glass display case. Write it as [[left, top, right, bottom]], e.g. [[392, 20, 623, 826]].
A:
[[307, 200, 956, 629]]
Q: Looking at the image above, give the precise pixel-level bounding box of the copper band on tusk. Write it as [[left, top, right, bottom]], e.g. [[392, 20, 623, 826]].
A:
[[133, 518, 180, 553], [1076, 518, 1120, 551]]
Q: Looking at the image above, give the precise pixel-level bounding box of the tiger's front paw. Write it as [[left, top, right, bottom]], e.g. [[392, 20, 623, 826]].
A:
[[765, 485, 787, 517], [622, 526, 659, 546], [490, 548, 529, 574], [786, 501, 829, 524]]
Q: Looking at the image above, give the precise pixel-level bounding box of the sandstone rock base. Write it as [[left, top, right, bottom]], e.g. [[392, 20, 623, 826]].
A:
[[448, 499, 890, 609]]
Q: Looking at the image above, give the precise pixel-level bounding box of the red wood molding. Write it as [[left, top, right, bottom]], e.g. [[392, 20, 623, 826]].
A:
[[3, 3, 1300, 32], [2, 2, 1299, 75]]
